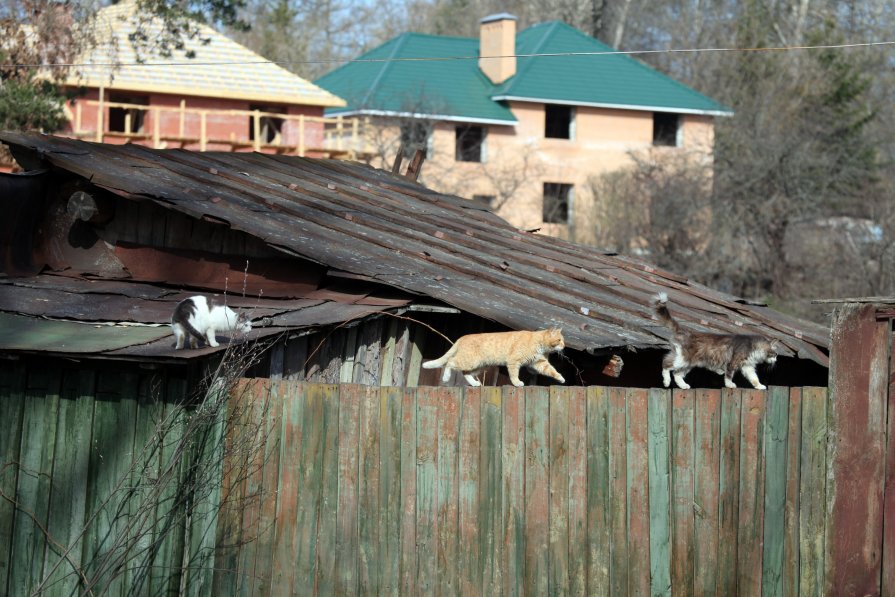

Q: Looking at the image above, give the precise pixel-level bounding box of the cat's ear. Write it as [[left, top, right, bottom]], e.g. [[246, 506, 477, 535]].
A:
[[768, 338, 780, 350]]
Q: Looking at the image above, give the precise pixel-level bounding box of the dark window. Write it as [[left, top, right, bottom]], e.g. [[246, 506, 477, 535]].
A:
[[472, 194, 496, 208], [545, 104, 574, 139], [455, 125, 485, 162], [400, 120, 432, 158], [108, 93, 148, 133], [653, 112, 680, 146], [543, 183, 572, 224], [249, 105, 286, 144]]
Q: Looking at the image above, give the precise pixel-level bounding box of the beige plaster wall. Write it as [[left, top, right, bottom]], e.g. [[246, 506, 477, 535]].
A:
[[364, 101, 717, 241]]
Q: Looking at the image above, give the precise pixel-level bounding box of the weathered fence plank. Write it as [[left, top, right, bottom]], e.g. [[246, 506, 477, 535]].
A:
[[480, 386, 503, 594], [436, 386, 461, 596], [626, 388, 650, 597], [694, 389, 721, 596], [378, 386, 403, 596], [399, 385, 418, 596], [415, 386, 438, 595], [885, 332, 895, 597], [40, 369, 94, 596], [717, 388, 742, 595], [334, 384, 362, 596], [315, 384, 340, 596], [782, 387, 803, 597], [586, 386, 611, 594], [827, 304, 888, 596], [648, 387, 672, 597], [762, 385, 791, 596], [9, 369, 60, 597], [738, 390, 767, 595], [502, 386, 525, 597], [567, 386, 587, 596], [549, 386, 571, 595], [608, 387, 628, 596], [799, 387, 828, 597], [670, 388, 695, 594], [0, 366, 26, 596], [523, 386, 549, 595], [458, 387, 482, 596], [355, 383, 381, 595]]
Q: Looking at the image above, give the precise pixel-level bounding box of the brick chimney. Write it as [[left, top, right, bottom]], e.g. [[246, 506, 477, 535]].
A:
[[479, 13, 517, 85]]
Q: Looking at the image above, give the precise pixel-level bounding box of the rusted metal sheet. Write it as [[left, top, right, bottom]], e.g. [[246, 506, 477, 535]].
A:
[[0, 132, 830, 366]]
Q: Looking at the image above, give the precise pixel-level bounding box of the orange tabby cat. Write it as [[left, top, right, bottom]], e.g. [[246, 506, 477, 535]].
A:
[[422, 328, 566, 387]]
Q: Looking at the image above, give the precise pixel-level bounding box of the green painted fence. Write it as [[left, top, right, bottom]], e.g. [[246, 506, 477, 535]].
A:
[[1, 370, 831, 596], [215, 380, 830, 596]]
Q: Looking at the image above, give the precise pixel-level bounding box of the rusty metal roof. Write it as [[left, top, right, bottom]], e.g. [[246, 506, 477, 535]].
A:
[[0, 132, 830, 366]]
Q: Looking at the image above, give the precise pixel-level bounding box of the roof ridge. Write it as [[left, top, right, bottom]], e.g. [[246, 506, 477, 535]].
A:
[[360, 33, 411, 108]]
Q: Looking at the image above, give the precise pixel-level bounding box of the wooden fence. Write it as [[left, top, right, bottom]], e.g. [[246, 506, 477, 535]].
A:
[[0, 367, 880, 595], [215, 380, 831, 596]]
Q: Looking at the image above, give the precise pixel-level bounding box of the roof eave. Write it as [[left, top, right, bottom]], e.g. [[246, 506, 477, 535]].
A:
[[326, 108, 517, 126], [65, 78, 347, 108], [492, 95, 733, 117]]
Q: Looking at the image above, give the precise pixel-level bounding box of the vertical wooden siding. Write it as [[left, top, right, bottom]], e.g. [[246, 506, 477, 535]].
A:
[[215, 381, 831, 596], [0, 365, 225, 597]]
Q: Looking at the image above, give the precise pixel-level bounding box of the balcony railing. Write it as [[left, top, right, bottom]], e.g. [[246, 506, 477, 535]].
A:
[[63, 98, 372, 160]]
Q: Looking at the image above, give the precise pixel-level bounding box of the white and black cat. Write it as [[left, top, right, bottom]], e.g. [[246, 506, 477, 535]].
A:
[[654, 293, 778, 390], [171, 295, 252, 350]]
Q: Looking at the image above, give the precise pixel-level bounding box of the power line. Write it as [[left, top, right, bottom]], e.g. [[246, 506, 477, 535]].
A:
[[2, 40, 893, 70]]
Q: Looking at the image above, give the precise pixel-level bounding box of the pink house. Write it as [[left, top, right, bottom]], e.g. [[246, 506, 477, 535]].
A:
[[60, 0, 363, 158]]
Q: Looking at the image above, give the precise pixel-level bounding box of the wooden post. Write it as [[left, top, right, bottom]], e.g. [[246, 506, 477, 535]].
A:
[[124, 111, 132, 136], [336, 115, 343, 151], [153, 108, 160, 148], [404, 148, 426, 181], [826, 303, 889, 595], [350, 118, 359, 159], [179, 99, 186, 139], [253, 110, 261, 152], [298, 115, 305, 157], [96, 86, 104, 142], [391, 145, 405, 174], [200, 112, 207, 151]]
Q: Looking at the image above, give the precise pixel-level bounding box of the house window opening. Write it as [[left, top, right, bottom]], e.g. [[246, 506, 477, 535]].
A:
[[455, 125, 485, 162], [108, 94, 149, 134], [545, 104, 574, 139], [543, 182, 572, 224], [249, 105, 286, 144], [472, 194, 496, 209], [400, 119, 432, 159], [653, 112, 680, 146]]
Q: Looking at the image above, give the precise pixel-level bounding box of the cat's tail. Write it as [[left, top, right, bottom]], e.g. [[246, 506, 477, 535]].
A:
[[422, 344, 457, 369], [653, 293, 686, 340]]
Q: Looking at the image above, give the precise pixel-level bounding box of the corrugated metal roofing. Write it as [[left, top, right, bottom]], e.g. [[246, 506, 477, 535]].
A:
[[67, 0, 345, 107], [0, 132, 829, 366], [315, 21, 731, 121]]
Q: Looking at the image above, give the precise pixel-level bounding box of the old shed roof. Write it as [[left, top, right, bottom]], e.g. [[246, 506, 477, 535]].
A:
[[1, 132, 830, 366]]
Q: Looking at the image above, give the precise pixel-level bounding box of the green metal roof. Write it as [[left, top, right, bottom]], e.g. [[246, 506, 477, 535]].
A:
[[316, 33, 517, 124], [0, 312, 170, 354], [315, 21, 731, 122]]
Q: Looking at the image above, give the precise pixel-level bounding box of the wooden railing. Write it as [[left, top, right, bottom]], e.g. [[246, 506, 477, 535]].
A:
[[63, 98, 372, 159]]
